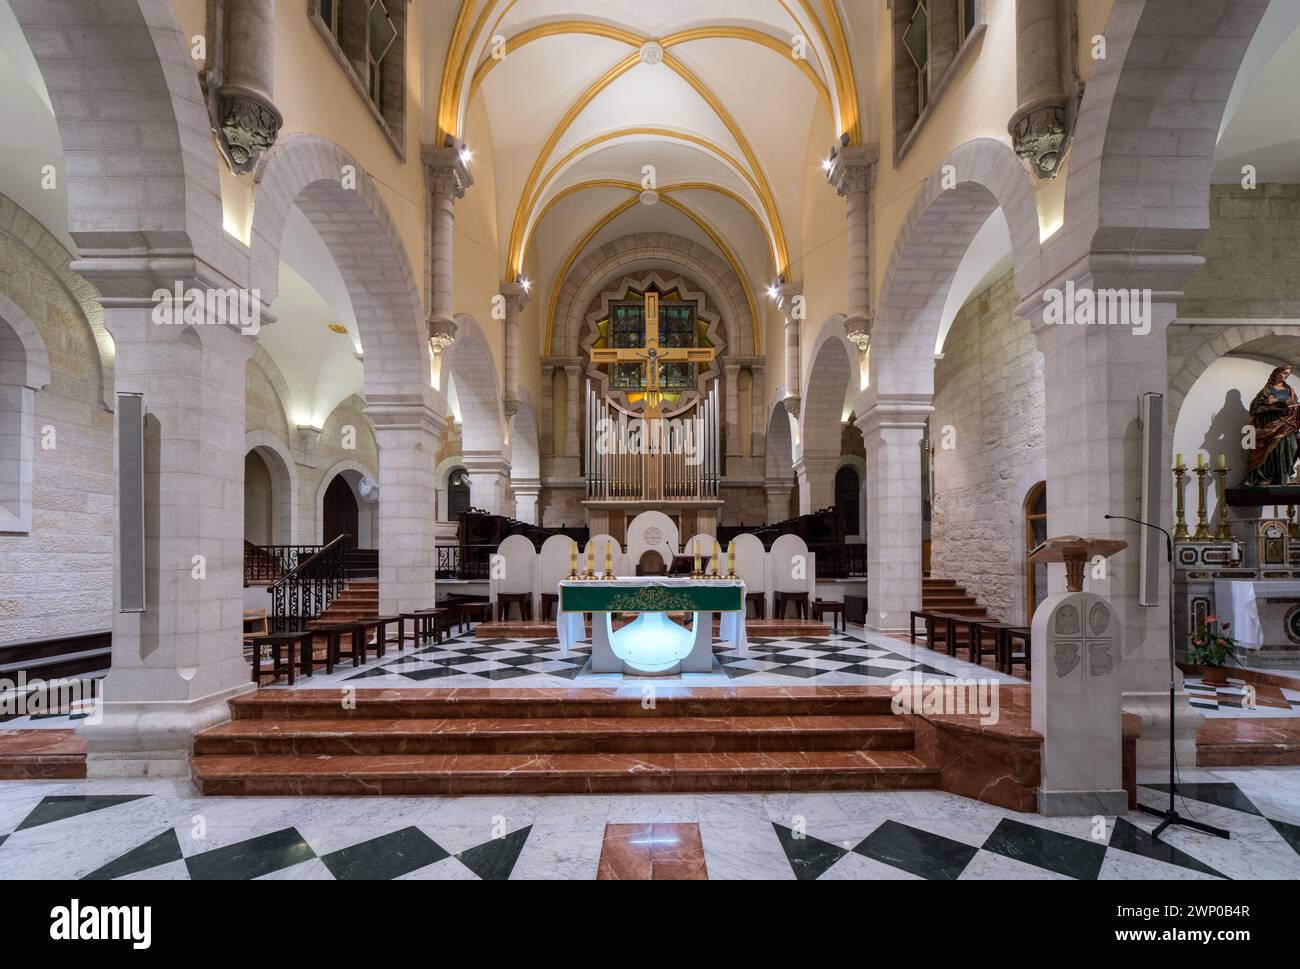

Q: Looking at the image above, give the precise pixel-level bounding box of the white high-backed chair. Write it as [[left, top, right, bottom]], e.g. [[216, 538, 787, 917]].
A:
[[728, 533, 769, 618], [584, 534, 628, 578], [538, 534, 575, 620], [769, 534, 817, 620], [626, 510, 679, 569], [491, 534, 537, 621], [684, 532, 720, 573]]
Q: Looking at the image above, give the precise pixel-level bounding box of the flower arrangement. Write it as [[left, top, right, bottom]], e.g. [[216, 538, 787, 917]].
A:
[[1187, 616, 1238, 683]]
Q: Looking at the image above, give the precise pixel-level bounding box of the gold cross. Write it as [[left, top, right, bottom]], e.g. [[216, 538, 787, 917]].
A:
[[590, 292, 716, 417]]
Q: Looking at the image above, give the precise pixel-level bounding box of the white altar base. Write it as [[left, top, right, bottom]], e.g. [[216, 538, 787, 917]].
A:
[[556, 577, 747, 677], [1214, 578, 1300, 668]]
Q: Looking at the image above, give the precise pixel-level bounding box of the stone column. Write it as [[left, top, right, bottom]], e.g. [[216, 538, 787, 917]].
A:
[[463, 451, 512, 515], [499, 280, 528, 419], [765, 482, 793, 523], [778, 283, 803, 415], [513, 477, 541, 524], [368, 400, 445, 615], [209, 0, 282, 173], [828, 145, 876, 354], [423, 146, 473, 348], [1008, 0, 1070, 179], [539, 363, 555, 456], [724, 363, 742, 457], [857, 401, 932, 631], [1029, 272, 1199, 767], [793, 453, 839, 516], [563, 363, 582, 458], [750, 363, 766, 457], [74, 267, 257, 776]]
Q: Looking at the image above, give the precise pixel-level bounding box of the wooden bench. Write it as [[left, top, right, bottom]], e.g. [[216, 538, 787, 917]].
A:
[[496, 593, 532, 622], [999, 626, 1031, 675], [813, 599, 845, 632], [774, 591, 810, 620], [308, 621, 364, 673], [248, 630, 312, 686]]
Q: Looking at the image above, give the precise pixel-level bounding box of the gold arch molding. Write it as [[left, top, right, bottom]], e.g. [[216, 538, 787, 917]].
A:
[[543, 192, 761, 357], [519, 127, 781, 274], [440, 3, 860, 146]]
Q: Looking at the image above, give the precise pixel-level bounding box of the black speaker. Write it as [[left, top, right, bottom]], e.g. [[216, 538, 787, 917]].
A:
[[1138, 392, 1164, 607], [117, 393, 146, 613]]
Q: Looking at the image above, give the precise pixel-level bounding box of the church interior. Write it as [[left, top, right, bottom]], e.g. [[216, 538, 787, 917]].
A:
[[2, 0, 1300, 895]]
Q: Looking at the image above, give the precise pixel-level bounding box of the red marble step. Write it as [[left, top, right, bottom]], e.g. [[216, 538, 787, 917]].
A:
[[1196, 716, 1300, 767], [191, 749, 939, 796], [227, 686, 900, 721], [194, 714, 915, 756], [0, 729, 86, 780]]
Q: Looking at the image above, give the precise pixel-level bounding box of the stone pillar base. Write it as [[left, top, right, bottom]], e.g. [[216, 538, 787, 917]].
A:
[[80, 681, 256, 778], [1124, 690, 1204, 770], [1039, 788, 1129, 817]]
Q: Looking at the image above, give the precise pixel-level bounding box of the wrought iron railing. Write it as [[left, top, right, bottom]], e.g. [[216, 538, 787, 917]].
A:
[[244, 541, 329, 584], [809, 543, 868, 579], [267, 534, 351, 631], [436, 544, 498, 580]]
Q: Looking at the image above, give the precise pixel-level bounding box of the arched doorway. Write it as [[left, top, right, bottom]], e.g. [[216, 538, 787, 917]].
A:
[[244, 451, 275, 546], [834, 465, 861, 535], [1024, 481, 1048, 622], [447, 467, 471, 521], [323, 474, 359, 546]]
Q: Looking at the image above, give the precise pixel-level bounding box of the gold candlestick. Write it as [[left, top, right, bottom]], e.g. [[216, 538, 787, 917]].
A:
[[584, 541, 595, 580], [1212, 467, 1233, 540], [603, 540, 615, 580], [692, 538, 702, 579], [709, 541, 721, 579], [568, 539, 579, 580], [1192, 467, 1213, 540], [1172, 462, 1190, 540], [726, 541, 736, 579]]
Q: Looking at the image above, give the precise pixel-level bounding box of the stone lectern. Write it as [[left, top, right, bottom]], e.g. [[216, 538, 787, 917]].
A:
[[1028, 536, 1129, 816]]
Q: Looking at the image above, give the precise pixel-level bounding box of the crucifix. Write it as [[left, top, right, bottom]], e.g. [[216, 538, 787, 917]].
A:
[[590, 292, 716, 418]]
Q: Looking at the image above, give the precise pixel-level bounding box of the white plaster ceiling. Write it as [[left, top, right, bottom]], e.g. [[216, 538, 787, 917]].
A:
[[460, 0, 845, 301], [258, 207, 364, 428], [0, 2, 71, 252], [1213, 1, 1300, 183]]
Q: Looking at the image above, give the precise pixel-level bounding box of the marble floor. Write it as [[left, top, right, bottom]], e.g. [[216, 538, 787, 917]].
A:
[[1185, 675, 1300, 718], [0, 766, 1297, 880]]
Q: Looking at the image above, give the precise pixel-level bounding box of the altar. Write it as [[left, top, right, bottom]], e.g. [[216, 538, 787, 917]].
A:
[[557, 577, 747, 676], [1214, 578, 1300, 666]]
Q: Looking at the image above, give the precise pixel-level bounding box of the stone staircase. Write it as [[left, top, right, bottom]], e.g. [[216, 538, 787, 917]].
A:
[[312, 579, 379, 625], [191, 687, 940, 796], [922, 577, 990, 619]]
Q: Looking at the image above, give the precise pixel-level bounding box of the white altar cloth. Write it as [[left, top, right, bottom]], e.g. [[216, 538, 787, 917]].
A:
[[555, 576, 748, 661], [1213, 578, 1300, 650]]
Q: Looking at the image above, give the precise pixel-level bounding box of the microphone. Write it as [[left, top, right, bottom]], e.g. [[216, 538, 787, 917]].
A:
[[1104, 512, 1172, 564]]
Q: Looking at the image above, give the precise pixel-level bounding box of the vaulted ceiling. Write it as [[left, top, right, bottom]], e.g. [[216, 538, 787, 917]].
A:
[[437, 0, 868, 353]]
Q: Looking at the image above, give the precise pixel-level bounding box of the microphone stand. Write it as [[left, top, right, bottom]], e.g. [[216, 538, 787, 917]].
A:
[[1105, 513, 1230, 840]]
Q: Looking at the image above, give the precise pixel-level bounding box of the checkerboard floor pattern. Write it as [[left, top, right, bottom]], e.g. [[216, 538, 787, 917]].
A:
[[1185, 676, 1300, 718], [337, 630, 961, 685]]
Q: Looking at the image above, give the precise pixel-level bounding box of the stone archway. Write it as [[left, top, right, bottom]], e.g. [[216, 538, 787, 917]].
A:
[[864, 137, 1042, 631], [764, 401, 795, 523], [440, 313, 509, 515], [797, 329, 854, 515], [251, 133, 442, 615], [0, 291, 50, 534], [244, 430, 299, 546]]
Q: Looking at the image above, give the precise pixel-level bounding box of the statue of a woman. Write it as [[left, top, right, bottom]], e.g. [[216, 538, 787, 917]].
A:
[[1244, 365, 1300, 486]]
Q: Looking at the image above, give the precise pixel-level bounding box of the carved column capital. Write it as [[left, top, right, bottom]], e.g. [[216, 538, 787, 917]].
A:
[[1009, 100, 1069, 180], [826, 144, 877, 197], [422, 145, 474, 200], [499, 280, 530, 316]]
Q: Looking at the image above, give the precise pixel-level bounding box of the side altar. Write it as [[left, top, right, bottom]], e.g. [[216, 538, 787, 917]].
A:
[[557, 577, 748, 676]]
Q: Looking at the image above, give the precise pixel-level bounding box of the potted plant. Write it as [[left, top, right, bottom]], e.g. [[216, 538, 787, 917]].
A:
[[1187, 616, 1238, 685]]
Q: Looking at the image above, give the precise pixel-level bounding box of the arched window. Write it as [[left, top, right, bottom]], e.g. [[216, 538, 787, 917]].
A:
[[1025, 481, 1048, 621], [448, 467, 471, 521], [835, 465, 861, 535]]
